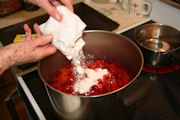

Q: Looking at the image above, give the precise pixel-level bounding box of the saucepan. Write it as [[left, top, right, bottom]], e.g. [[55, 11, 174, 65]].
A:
[[135, 23, 180, 66], [38, 30, 153, 120]]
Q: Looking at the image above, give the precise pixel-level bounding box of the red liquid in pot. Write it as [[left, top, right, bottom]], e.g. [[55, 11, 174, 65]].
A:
[[49, 60, 134, 96]]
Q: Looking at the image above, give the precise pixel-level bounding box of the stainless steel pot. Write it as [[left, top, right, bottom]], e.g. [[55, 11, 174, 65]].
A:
[[38, 31, 153, 120], [135, 23, 180, 66]]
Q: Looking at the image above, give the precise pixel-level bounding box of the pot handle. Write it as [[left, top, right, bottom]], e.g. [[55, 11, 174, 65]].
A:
[[170, 51, 180, 66], [119, 72, 154, 106]]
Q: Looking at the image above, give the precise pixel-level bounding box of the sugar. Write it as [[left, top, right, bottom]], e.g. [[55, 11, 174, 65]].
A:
[[73, 68, 109, 94], [39, 6, 87, 78], [71, 49, 87, 79], [39, 6, 86, 60], [39, 6, 109, 94]]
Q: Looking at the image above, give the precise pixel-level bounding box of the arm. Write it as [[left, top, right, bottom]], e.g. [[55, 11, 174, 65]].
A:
[[0, 48, 14, 75], [0, 24, 57, 75], [28, 0, 73, 21]]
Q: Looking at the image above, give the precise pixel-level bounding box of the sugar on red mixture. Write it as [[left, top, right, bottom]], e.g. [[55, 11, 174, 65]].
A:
[[49, 59, 134, 96]]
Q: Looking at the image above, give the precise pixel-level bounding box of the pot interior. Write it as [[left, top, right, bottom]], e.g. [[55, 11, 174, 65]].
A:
[[135, 23, 180, 52], [39, 31, 143, 95]]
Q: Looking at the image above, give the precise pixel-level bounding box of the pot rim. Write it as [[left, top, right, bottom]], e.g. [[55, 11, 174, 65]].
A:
[[38, 30, 144, 98], [134, 23, 180, 53]]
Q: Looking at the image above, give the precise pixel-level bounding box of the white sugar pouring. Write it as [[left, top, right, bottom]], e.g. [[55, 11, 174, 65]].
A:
[[39, 6, 109, 94], [39, 5, 87, 79]]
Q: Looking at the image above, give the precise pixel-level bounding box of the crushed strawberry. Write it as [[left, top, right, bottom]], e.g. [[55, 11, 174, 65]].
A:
[[49, 59, 134, 96]]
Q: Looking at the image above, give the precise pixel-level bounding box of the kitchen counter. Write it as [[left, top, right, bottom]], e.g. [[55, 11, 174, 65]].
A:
[[0, 0, 150, 33], [151, 0, 180, 30], [0, 8, 46, 29], [83, 1, 150, 33], [1, 0, 179, 31], [0, 0, 83, 29]]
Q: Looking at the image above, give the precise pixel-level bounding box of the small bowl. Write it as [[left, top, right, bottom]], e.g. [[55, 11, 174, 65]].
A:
[[135, 23, 180, 52], [135, 23, 180, 66]]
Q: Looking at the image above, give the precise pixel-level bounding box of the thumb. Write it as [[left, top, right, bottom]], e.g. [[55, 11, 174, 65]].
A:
[[34, 34, 53, 47], [40, 2, 62, 21]]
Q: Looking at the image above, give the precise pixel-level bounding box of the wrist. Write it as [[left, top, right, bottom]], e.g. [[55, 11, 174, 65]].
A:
[[0, 46, 15, 75]]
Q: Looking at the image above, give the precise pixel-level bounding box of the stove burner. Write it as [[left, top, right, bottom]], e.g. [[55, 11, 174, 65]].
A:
[[143, 63, 180, 73]]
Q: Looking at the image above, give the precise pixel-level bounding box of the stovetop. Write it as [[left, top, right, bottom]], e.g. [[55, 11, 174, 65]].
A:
[[16, 20, 180, 120], [19, 69, 180, 120], [12, 2, 180, 119], [130, 71, 180, 120], [122, 21, 180, 120]]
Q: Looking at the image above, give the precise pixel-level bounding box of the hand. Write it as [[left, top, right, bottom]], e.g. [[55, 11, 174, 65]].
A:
[[0, 24, 57, 75], [11, 23, 57, 65], [28, 0, 73, 21]]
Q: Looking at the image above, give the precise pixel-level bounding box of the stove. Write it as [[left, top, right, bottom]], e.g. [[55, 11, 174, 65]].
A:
[[121, 21, 180, 120], [6, 2, 180, 120], [14, 20, 180, 120]]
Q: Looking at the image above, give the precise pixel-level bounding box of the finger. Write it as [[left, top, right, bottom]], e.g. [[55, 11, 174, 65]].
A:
[[33, 23, 41, 38], [60, 0, 74, 12], [34, 34, 54, 47], [36, 44, 57, 60], [24, 24, 32, 41], [40, 2, 62, 21]]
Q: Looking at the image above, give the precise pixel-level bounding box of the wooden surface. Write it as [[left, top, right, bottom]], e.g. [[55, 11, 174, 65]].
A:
[[0, 69, 14, 88], [0, 80, 29, 120]]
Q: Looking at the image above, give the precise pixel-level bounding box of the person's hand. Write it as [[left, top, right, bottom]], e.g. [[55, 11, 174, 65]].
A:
[[0, 24, 57, 75], [11, 23, 57, 65], [28, 0, 73, 21]]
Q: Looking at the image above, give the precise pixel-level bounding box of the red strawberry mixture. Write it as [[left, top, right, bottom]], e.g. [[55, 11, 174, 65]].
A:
[[49, 59, 134, 96]]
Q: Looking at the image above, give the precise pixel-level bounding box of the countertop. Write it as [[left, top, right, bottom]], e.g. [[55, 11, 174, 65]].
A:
[[0, 8, 46, 29], [0, 0, 150, 34], [0, 0, 83, 29], [0, 0, 179, 31]]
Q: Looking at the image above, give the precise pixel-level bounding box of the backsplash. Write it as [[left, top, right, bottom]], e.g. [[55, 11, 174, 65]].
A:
[[151, 0, 180, 30]]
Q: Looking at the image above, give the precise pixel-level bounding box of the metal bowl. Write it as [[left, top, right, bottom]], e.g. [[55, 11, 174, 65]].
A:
[[38, 30, 153, 120], [135, 23, 180, 52], [135, 23, 180, 66]]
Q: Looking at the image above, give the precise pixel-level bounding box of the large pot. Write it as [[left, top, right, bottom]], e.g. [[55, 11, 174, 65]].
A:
[[135, 23, 180, 66], [38, 31, 153, 120]]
